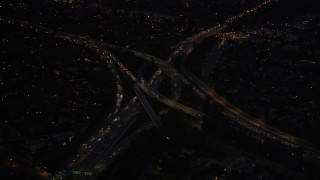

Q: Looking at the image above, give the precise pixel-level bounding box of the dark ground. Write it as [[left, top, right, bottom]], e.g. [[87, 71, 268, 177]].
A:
[[0, 0, 319, 179]]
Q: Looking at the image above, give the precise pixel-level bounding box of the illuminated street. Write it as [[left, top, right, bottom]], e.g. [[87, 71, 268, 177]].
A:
[[1, 0, 320, 179]]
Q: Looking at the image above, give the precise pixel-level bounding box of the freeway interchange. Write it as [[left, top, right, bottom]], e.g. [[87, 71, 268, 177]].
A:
[[1, 0, 320, 179]]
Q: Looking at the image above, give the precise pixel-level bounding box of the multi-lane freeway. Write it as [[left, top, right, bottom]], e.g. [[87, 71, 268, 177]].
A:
[[133, 83, 163, 128], [178, 29, 320, 161], [0, 16, 202, 177], [1, 0, 320, 179]]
